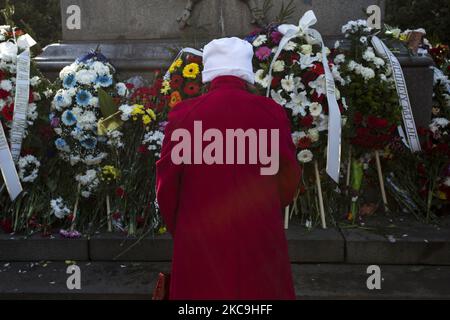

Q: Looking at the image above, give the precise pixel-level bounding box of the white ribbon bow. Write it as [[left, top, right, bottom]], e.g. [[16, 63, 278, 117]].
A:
[[266, 10, 342, 183]]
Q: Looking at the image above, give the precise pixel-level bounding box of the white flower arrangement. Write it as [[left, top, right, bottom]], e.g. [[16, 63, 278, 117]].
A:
[[18, 155, 41, 183], [51, 51, 123, 199], [50, 198, 71, 219]]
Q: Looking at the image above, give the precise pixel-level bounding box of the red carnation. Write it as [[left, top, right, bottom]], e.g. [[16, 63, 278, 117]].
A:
[[170, 75, 184, 89], [0, 89, 10, 99], [290, 53, 300, 65], [29, 89, 34, 103], [418, 126, 429, 136], [126, 83, 135, 90], [299, 115, 314, 128], [184, 82, 201, 96], [0, 218, 13, 234], [1, 103, 14, 122], [138, 145, 149, 154], [298, 137, 312, 149], [116, 187, 126, 198]]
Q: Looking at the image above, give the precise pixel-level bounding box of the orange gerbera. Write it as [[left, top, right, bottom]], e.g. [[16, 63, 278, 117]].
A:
[[169, 91, 182, 108]]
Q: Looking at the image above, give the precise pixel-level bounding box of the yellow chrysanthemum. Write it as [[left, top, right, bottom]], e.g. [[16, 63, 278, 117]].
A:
[[182, 63, 200, 79], [160, 80, 171, 95], [131, 104, 145, 120], [101, 165, 121, 181], [146, 108, 156, 119], [158, 226, 167, 235], [169, 59, 183, 73], [143, 115, 152, 125]]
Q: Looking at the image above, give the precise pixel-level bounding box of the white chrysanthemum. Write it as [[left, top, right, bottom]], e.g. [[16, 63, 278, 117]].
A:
[[284, 41, 297, 51], [444, 177, 450, 187], [50, 198, 71, 219], [300, 45, 313, 55], [309, 102, 323, 117], [59, 64, 78, 80], [107, 130, 124, 149], [273, 60, 285, 72], [307, 129, 320, 143], [252, 35, 267, 47], [116, 82, 127, 97], [0, 79, 13, 91], [255, 69, 270, 88], [143, 130, 165, 158], [91, 61, 110, 75], [297, 150, 314, 163], [30, 76, 41, 87], [75, 69, 97, 85], [89, 96, 99, 107], [119, 104, 134, 121], [18, 155, 41, 183], [281, 74, 296, 92], [373, 57, 385, 68], [77, 110, 97, 130], [360, 67, 376, 81]]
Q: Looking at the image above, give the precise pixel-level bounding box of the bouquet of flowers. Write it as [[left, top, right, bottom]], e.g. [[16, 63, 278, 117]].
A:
[[336, 20, 403, 222], [160, 51, 205, 109], [49, 50, 128, 235], [0, 23, 54, 234], [244, 11, 348, 229]]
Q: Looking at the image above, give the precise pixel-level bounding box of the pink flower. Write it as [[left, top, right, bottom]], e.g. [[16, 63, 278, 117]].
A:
[[271, 31, 283, 45], [256, 46, 272, 61]]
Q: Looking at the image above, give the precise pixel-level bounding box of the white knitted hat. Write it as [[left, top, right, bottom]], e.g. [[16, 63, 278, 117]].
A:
[[202, 37, 255, 84]]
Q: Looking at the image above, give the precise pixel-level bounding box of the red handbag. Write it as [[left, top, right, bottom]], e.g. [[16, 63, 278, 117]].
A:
[[152, 272, 171, 300]]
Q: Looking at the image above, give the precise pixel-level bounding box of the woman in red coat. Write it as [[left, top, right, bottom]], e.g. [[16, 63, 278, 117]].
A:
[[156, 37, 301, 300]]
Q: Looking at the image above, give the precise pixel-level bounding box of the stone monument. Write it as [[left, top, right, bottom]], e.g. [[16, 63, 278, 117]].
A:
[[35, 0, 433, 128], [36, 0, 385, 79]]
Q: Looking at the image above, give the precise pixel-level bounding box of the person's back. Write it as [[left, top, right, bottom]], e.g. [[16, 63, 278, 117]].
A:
[[156, 38, 301, 300]]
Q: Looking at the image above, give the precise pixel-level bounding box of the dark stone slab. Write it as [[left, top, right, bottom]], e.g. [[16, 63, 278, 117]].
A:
[[343, 224, 450, 265], [89, 232, 173, 262], [1, 262, 449, 300], [287, 226, 345, 263], [397, 56, 434, 130], [0, 232, 89, 262]]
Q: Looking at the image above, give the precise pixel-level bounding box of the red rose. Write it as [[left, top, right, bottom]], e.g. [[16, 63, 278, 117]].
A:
[[367, 116, 389, 129], [312, 63, 325, 75], [299, 115, 314, 128], [298, 137, 312, 149], [183, 82, 201, 96], [271, 76, 281, 88], [311, 91, 325, 103], [170, 75, 184, 89], [126, 83, 135, 90]]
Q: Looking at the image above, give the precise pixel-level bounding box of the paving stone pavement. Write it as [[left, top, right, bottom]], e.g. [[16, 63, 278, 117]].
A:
[[1, 262, 449, 300]]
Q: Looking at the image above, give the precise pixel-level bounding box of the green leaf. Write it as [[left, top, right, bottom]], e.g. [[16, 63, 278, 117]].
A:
[[98, 88, 118, 118]]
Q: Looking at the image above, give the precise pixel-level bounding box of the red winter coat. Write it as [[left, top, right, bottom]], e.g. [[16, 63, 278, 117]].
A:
[[156, 76, 301, 300]]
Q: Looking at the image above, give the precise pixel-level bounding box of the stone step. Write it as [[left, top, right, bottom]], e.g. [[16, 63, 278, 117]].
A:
[[1, 262, 449, 300], [1, 222, 449, 265]]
